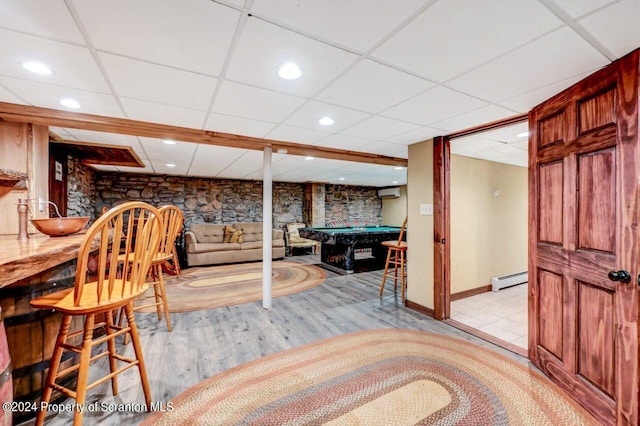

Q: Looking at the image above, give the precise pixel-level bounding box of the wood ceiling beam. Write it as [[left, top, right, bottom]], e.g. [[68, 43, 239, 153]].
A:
[[0, 102, 408, 167]]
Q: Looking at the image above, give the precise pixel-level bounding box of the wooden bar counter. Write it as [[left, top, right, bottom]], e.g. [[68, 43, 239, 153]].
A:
[[0, 233, 87, 289]]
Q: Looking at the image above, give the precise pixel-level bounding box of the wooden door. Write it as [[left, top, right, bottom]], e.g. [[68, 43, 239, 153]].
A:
[[529, 49, 639, 425]]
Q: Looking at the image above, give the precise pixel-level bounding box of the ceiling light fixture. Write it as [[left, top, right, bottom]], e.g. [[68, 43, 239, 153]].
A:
[[166, 163, 176, 168], [318, 116, 334, 126], [304, 156, 314, 160], [394, 166, 403, 170], [162, 139, 176, 145], [60, 98, 80, 109], [392, 181, 399, 184], [339, 177, 345, 181], [278, 62, 301, 80], [22, 61, 52, 75], [516, 131, 529, 138]]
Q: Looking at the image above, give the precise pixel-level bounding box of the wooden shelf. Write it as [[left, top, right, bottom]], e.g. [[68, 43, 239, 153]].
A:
[[0, 168, 27, 189]]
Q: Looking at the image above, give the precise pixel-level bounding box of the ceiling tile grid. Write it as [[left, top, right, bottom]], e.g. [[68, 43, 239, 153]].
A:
[[0, 0, 638, 186]]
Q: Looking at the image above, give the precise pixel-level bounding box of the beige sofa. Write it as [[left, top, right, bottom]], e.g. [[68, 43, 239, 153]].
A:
[[185, 222, 285, 267]]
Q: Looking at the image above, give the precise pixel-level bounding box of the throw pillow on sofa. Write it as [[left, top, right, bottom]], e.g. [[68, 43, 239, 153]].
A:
[[223, 225, 241, 243], [230, 229, 243, 243]]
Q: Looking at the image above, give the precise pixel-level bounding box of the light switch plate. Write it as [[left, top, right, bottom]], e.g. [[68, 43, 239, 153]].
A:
[[420, 203, 433, 215]]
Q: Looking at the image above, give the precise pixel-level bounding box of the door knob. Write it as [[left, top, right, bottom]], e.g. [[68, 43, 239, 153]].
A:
[[608, 270, 631, 284]]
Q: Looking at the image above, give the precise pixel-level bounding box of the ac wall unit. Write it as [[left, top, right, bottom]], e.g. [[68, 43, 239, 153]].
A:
[[491, 271, 528, 291], [378, 187, 401, 198]]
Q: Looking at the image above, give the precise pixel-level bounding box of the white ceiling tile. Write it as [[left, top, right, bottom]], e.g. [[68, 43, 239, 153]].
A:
[[121, 98, 206, 129], [249, 0, 427, 52], [0, 0, 85, 43], [226, 17, 358, 97], [215, 150, 266, 179], [0, 76, 123, 117], [205, 113, 275, 138], [497, 70, 595, 111], [61, 128, 141, 148], [187, 145, 250, 177], [475, 122, 529, 144], [382, 86, 488, 125], [447, 27, 609, 102], [213, 81, 306, 123], [342, 115, 418, 140], [283, 101, 369, 132], [578, 0, 640, 58], [316, 59, 434, 113], [0, 29, 109, 92], [0, 84, 27, 105], [509, 139, 530, 151], [74, 0, 240, 75], [139, 138, 196, 163], [383, 126, 443, 146], [372, 0, 562, 82], [552, 0, 618, 18], [450, 137, 503, 156], [431, 105, 518, 132], [100, 53, 217, 111], [362, 141, 408, 157], [265, 125, 331, 145], [150, 160, 189, 175], [314, 134, 372, 150]]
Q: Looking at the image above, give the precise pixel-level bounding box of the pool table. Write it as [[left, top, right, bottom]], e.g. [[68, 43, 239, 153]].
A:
[[298, 226, 403, 273]]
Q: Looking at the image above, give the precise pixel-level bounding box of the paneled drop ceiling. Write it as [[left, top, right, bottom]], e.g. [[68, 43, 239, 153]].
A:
[[0, 0, 638, 185]]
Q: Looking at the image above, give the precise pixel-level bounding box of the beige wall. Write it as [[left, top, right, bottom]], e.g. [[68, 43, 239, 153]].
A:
[[407, 140, 434, 308], [0, 122, 49, 235], [381, 185, 407, 226], [450, 155, 527, 294]]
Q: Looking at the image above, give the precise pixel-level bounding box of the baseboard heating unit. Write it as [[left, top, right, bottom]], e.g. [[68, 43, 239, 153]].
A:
[[491, 272, 528, 292]]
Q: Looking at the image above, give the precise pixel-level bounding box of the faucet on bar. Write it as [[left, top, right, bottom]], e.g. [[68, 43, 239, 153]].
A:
[[16, 198, 63, 240]]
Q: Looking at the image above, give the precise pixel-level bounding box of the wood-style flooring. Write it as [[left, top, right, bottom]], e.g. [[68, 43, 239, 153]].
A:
[[24, 255, 529, 425]]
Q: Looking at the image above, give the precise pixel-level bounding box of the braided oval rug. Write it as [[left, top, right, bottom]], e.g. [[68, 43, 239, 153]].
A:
[[142, 329, 598, 425]]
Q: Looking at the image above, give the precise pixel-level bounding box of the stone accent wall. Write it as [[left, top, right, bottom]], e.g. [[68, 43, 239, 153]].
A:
[[325, 184, 382, 225], [91, 173, 382, 231], [66, 156, 96, 219], [94, 173, 309, 230]]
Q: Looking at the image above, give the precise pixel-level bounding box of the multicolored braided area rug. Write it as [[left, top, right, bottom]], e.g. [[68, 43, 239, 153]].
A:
[[139, 261, 325, 313], [142, 329, 598, 425]]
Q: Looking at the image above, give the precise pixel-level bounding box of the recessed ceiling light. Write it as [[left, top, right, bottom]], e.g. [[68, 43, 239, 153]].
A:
[[339, 177, 345, 181], [60, 98, 80, 109], [278, 62, 301, 80], [392, 181, 399, 184], [22, 61, 52, 75], [394, 166, 403, 170], [318, 116, 334, 126], [166, 163, 176, 168], [304, 156, 314, 160], [162, 139, 176, 145], [516, 131, 529, 138]]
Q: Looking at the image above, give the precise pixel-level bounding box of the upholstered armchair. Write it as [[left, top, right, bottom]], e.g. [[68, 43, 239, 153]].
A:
[[284, 222, 317, 256]]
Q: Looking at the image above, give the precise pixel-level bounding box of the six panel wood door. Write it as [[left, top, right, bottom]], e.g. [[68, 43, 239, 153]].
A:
[[529, 50, 639, 425]]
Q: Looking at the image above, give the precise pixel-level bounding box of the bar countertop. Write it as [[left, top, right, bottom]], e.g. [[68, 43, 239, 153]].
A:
[[0, 233, 87, 289]]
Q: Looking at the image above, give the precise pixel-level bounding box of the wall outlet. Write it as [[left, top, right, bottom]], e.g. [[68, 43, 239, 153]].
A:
[[419, 203, 433, 215], [38, 197, 45, 212]]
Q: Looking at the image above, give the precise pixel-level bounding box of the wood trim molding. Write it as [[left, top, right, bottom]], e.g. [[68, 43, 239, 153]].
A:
[[0, 102, 407, 167], [447, 113, 528, 139], [433, 136, 450, 320], [444, 319, 528, 358], [450, 284, 492, 301], [405, 300, 434, 318], [53, 140, 145, 168]]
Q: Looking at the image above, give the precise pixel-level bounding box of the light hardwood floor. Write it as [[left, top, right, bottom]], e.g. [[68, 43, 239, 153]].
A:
[[24, 255, 529, 425]]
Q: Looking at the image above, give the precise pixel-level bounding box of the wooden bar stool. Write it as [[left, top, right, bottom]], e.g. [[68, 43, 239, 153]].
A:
[[379, 217, 408, 301], [30, 202, 162, 426], [128, 205, 183, 332]]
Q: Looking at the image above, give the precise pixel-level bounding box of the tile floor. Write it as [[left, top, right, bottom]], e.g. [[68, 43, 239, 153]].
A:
[[450, 283, 528, 349]]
